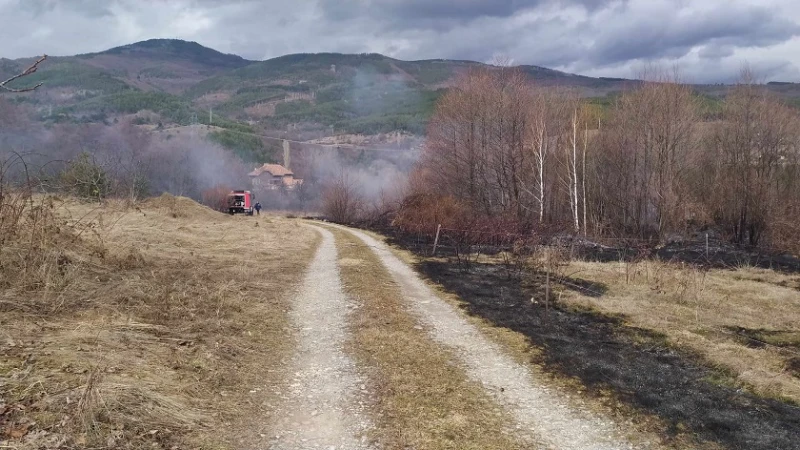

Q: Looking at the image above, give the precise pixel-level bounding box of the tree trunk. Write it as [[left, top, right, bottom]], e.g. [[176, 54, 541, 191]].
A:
[[571, 110, 580, 233], [582, 122, 588, 236], [538, 126, 545, 223]]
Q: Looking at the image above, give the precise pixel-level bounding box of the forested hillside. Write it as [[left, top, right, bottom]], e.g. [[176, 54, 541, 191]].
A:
[[5, 38, 800, 141]]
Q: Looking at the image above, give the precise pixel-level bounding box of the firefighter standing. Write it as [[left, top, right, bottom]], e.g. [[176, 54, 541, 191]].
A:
[[254, 202, 262, 215]]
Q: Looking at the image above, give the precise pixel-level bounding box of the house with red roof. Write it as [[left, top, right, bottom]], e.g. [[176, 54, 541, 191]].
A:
[[248, 163, 303, 191]]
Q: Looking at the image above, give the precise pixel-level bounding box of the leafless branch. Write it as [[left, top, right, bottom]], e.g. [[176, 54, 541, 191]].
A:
[[0, 55, 47, 93]]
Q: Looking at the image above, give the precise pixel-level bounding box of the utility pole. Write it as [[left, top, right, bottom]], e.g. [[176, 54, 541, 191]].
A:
[[283, 139, 291, 169], [209, 107, 213, 125], [190, 113, 198, 137]]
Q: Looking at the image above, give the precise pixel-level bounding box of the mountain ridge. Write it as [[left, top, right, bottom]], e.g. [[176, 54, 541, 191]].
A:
[[3, 39, 800, 139]]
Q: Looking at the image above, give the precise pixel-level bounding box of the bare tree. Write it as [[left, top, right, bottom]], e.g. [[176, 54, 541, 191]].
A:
[[699, 67, 800, 246], [568, 108, 580, 233], [525, 88, 562, 224], [529, 97, 548, 223], [582, 117, 589, 236], [593, 69, 697, 238], [427, 67, 543, 223], [321, 171, 364, 223]]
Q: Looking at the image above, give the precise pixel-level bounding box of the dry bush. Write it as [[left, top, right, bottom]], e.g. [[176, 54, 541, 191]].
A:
[[0, 183, 101, 297], [200, 184, 232, 212], [392, 192, 469, 236], [770, 199, 800, 257], [59, 152, 110, 201], [524, 244, 572, 321], [359, 180, 408, 228], [500, 236, 541, 280], [321, 173, 364, 223]]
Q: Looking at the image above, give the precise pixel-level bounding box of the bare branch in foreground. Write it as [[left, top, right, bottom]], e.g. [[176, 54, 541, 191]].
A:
[[0, 55, 48, 93]]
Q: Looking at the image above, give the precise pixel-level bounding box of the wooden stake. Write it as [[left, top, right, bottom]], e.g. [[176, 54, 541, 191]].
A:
[[432, 224, 442, 255]]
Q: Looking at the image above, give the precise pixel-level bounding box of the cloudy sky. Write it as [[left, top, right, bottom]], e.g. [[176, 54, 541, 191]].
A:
[[2, 0, 800, 83]]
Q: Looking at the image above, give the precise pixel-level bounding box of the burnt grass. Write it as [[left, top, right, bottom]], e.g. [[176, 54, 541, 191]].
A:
[[333, 221, 800, 448], [416, 260, 800, 449], [582, 241, 800, 274]]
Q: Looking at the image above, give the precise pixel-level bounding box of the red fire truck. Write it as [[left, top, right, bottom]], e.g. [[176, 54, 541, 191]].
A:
[[226, 190, 254, 215]]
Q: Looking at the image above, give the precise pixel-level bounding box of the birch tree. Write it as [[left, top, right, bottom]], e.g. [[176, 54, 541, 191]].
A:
[[567, 108, 581, 232], [529, 98, 547, 223]]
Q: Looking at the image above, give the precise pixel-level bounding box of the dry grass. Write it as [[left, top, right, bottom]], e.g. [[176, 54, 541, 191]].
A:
[[329, 227, 527, 450], [561, 258, 800, 404], [1, 193, 320, 449]]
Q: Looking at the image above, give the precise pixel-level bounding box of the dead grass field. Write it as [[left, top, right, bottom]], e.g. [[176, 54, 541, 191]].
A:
[[561, 258, 800, 405], [329, 227, 527, 450], [1, 194, 319, 449]]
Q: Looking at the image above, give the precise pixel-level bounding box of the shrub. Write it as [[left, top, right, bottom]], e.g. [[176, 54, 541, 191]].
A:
[[59, 152, 110, 201], [201, 184, 232, 212], [321, 174, 364, 223], [392, 193, 469, 236]]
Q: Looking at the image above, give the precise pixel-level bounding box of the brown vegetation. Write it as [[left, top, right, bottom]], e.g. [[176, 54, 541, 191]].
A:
[[359, 65, 800, 446], [320, 173, 364, 223], [396, 65, 800, 254], [201, 184, 233, 212], [0, 195, 319, 449]]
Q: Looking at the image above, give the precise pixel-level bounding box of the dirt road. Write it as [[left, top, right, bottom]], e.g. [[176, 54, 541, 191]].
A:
[[266, 223, 658, 449], [267, 226, 374, 450]]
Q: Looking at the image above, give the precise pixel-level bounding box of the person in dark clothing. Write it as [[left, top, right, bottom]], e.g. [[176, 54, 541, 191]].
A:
[[254, 202, 262, 215]]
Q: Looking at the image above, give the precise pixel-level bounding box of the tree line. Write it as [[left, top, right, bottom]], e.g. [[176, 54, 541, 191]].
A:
[[390, 66, 800, 253]]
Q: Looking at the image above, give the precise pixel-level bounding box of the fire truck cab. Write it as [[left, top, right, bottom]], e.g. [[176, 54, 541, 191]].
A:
[[227, 190, 254, 215]]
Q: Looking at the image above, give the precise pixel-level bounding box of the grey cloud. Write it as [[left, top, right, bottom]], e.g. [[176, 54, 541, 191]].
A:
[[322, 0, 618, 21], [1, 0, 800, 82], [19, 0, 112, 18], [677, 59, 799, 84], [587, 4, 800, 66], [320, 0, 619, 31], [698, 44, 735, 60]]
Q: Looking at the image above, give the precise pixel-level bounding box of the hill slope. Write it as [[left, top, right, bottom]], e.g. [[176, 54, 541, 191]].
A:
[[0, 40, 632, 135], [3, 39, 800, 136]]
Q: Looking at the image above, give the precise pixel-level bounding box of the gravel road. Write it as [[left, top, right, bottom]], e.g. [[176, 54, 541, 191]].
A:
[[266, 226, 374, 450]]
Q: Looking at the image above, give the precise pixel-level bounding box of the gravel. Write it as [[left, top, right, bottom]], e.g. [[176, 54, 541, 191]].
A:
[[266, 226, 374, 450]]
